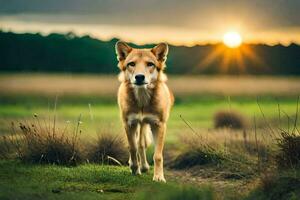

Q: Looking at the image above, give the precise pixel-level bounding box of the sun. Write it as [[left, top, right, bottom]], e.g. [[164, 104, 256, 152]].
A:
[[223, 31, 242, 48]]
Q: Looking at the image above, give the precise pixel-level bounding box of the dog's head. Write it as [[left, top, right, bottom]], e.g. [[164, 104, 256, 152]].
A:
[[115, 41, 168, 88]]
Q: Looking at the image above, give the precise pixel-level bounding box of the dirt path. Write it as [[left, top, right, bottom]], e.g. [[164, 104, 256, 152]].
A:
[[165, 168, 256, 197]]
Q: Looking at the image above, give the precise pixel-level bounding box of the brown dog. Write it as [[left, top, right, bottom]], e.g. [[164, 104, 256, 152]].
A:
[[115, 41, 173, 182]]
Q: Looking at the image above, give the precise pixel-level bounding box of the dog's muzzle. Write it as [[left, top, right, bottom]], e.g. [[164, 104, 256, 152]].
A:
[[134, 74, 147, 85]]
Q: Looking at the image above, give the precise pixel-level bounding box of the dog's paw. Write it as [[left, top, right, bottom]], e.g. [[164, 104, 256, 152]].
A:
[[130, 165, 141, 175], [153, 174, 166, 183], [141, 164, 150, 173]]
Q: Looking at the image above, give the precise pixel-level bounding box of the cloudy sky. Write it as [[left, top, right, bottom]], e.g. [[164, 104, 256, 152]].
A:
[[0, 0, 299, 45]]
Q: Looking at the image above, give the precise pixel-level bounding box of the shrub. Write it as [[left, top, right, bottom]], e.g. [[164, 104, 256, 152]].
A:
[[170, 135, 224, 169], [246, 171, 300, 200], [261, 175, 300, 200], [8, 115, 83, 166], [86, 133, 128, 165], [214, 110, 247, 129], [275, 131, 300, 169], [170, 147, 223, 169]]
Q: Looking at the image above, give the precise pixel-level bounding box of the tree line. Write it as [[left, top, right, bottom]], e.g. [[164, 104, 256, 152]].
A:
[[0, 31, 299, 75]]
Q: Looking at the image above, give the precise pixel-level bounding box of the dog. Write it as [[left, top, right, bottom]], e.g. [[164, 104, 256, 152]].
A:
[[115, 41, 173, 182]]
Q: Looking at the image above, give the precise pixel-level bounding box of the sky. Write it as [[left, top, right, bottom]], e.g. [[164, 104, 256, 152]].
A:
[[0, 0, 300, 46]]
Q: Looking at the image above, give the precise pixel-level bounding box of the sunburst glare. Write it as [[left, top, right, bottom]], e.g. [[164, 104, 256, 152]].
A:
[[223, 31, 242, 48]]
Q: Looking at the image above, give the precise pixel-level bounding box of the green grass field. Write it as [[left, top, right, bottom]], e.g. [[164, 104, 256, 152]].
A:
[[0, 160, 220, 200], [0, 95, 298, 143], [0, 74, 300, 200], [0, 160, 150, 200]]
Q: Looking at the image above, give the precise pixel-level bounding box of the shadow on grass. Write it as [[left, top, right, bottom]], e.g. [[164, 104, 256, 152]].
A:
[[135, 183, 215, 200]]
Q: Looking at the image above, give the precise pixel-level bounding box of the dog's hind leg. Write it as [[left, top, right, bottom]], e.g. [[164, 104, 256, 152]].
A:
[[139, 123, 151, 173], [125, 121, 141, 175]]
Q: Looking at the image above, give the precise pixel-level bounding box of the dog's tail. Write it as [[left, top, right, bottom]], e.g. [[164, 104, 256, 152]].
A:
[[141, 124, 152, 148]]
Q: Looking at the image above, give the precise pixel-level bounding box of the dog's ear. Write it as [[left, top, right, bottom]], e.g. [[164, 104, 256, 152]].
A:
[[151, 43, 168, 62], [115, 41, 132, 61]]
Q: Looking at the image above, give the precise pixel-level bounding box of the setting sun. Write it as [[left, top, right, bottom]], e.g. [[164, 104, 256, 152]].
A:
[[223, 31, 242, 48]]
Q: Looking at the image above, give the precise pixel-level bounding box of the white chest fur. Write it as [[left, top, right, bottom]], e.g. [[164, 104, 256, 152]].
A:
[[133, 87, 152, 107]]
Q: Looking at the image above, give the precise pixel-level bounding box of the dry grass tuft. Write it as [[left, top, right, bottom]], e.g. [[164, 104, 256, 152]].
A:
[[4, 113, 84, 166], [170, 147, 223, 169], [275, 131, 300, 169], [0, 135, 14, 159], [174, 115, 268, 178], [169, 124, 224, 169], [214, 110, 247, 129], [86, 133, 128, 165], [257, 170, 300, 200]]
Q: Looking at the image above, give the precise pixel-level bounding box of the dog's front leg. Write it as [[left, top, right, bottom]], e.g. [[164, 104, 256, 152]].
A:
[[139, 123, 150, 173], [151, 122, 166, 182], [125, 121, 141, 175]]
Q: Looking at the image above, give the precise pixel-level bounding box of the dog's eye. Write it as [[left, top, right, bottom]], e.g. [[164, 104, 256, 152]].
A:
[[127, 62, 136, 67], [146, 62, 155, 67]]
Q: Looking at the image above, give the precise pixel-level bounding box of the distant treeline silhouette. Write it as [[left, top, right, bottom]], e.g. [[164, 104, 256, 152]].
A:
[[0, 31, 299, 75]]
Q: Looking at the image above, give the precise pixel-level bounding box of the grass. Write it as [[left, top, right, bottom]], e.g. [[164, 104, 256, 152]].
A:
[[245, 169, 300, 200], [276, 131, 300, 169], [169, 128, 260, 179], [135, 184, 215, 200], [1, 74, 300, 97], [0, 112, 130, 167], [0, 160, 152, 200], [1, 74, 300, 199], [0, 160, 219, 200], [170, 147, 223, 169], [86, 133, 128, 165], [0, 96, 299, 141], [3, 117, 84, 165]]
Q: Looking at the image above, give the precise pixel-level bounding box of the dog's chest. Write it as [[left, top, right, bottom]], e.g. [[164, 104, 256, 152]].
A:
[[133, 87, 152, 107]]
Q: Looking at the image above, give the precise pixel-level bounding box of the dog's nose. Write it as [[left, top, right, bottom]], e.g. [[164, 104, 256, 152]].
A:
[[135, 74, 145, 84]]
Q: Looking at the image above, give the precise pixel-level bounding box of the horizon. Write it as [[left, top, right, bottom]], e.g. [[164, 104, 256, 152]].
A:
[[1, 28, 300, 48]]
